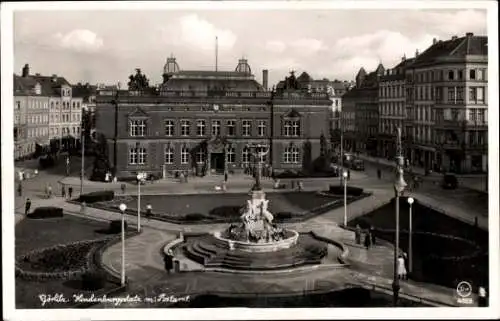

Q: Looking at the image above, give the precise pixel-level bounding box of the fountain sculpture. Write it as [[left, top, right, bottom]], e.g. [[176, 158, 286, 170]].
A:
[[214, 144, 299, 252]]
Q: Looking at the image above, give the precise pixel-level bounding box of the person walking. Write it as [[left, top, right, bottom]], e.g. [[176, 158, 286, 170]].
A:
[[398, 254, 408, 280], [370, 225, 376, 245], [164, 250, 174, 274], [364, 230, 372, 249], [17, 183, 23, 197], [478, 286, 488, 307], [347, 169, 351, 180], [355, 224, 362, 245], [121, 183, 126, 194], [25, 198, 31, 215], [47, 184, 52, 198], [61, 185, 66, 199], [224, 171, 228, 183], [377, 169, 381, 180], [68, 186, 73, 199]]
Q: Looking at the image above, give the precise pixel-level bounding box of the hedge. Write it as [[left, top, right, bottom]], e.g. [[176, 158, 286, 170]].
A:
[[328, 185, 364, 196], [27, 206, 63, 219], [109, 220, 128, 234], [79, 190, 115, 203]]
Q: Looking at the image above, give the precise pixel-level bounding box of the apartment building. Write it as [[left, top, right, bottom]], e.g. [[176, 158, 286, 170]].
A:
[[405, 33, 488, 173]]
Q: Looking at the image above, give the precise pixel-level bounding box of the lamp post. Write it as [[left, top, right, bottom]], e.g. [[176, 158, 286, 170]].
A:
[[118, 203, 127, 286], [392, 127, 407, 307], [80, 127, 85, 196], [407, 197, 414, 274], [339, 117, 344, 186], [136, 172, 146, 232], [343, 170, 348, 227]]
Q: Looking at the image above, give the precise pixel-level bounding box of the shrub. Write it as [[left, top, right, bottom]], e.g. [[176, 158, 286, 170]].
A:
[[28, 206, 63, 219], [209, 206, 241, 217], [81, 270, 106, 291], [328, 185, 364, 196], [184, 213, 207, 221], [79, 190, 115, 203], [109, 220, 128, 234]]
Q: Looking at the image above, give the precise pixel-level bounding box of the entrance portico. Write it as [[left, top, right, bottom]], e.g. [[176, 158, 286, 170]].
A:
[[206, 136, 228, 176]]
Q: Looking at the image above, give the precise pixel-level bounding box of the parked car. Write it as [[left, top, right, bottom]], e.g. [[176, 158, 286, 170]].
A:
[[350, 159, 365, 171], [441, 174, 458, 190]]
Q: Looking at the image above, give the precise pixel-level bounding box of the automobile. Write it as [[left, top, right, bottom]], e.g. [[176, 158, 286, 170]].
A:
[[441, 174, 458, 190], [350, 159, 365, 171]]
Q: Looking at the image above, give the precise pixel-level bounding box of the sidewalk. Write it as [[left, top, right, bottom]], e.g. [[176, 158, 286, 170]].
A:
[[355, 154, 488, 193]]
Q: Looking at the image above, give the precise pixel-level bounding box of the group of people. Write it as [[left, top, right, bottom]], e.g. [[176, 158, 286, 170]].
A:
[[354, 224, 376, 249], [60, 185, 74, 199]]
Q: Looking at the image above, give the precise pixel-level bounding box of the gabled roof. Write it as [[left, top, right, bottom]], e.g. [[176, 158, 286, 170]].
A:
[[14, 74, 71, 96], [411, 35, 487, 68], [297, 72, 313, 83]]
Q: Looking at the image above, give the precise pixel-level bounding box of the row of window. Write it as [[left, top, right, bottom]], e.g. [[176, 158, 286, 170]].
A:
[[380, 102, 405, 117], [409, 68, 487, 83], [15, 100, 49, 110], [407, 86, 486, 104], [50, 100, 81, 110], [379, 84, 404, 98], [130, 119, 302, 137], [49, 126, 81, 136], [50, 113, 81, 123], [28, 127, 48, 138], [129, 145, 301, 165]]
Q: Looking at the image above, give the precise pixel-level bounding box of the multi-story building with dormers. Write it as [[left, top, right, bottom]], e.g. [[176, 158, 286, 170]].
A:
[[342, 64, 385, 155], [405, 33, 488, 173], [95, 57, 332, 178], [14, 64, 83, 159]]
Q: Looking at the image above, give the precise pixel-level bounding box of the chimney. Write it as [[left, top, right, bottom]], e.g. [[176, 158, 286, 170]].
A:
[[51, 74, 57, 82], [415, 49, 419, 57], [262, 69, 269, 91], [466, 32, 474, 37], [433, 38, 437, 45], [452, 35, 458, 40], [402, 54, 406, 61], [22, 64, 30, 77]]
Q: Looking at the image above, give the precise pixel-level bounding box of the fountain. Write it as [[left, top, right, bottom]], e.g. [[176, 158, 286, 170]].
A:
[[172, 144, 343, 272]]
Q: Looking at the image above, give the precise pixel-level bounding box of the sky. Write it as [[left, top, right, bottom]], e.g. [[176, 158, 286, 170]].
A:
[[13, 5, 488, 87]]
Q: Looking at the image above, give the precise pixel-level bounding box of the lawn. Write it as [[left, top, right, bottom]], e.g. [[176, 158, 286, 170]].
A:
[[15, 215, 119, 309], [348, 197, 489, 290]]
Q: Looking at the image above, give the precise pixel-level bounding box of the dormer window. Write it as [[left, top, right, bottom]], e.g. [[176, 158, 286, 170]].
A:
[[34, 83, 42, 95]]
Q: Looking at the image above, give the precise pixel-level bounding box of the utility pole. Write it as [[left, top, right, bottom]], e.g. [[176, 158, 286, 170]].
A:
[[113, 88, 119, 177], [269, 86, 275, 174], [81, 127, 85, 195]]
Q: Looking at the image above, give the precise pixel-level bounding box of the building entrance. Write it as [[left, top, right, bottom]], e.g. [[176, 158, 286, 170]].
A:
[[210, 152, 225, 174]]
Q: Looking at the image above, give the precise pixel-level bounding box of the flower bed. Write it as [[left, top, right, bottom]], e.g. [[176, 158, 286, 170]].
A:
[[328, 185, 364, 196], [15, 238, 113, 281], [79, 190, 115, 203]]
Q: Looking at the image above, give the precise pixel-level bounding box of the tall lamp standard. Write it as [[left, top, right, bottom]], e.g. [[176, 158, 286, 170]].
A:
[[136, 172, 146, 232], [407, 197, 414, 274], [118, 203, 127, 286], [392, 127, 407, 307], [343, 171, 348, 226]]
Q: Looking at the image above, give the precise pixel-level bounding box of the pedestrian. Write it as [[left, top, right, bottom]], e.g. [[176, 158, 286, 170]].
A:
[[478, 286, 488, 307], [398, 254, 407, 280], [298, 181, 304, 191], [179, 172, 185, 183], [224, 171, 228, 182], [164, 250, 174, 274], [17, 183, 23, 197], [184, 172, 188, 183], [347, 169, 351, 180], [25, 198, 31, 215], [370, 225, 376, 245], [68, 186, 73, 199], [121, 183, 126, 194], [377, 169, 381, 180], [364, 230, 372, 249], [61, 185, 66, 199], [355, 224, 362, 245], [47, 184, 52, 198]]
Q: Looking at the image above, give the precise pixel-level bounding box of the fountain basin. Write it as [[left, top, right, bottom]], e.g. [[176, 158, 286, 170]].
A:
[[213, 230, 299, 253]]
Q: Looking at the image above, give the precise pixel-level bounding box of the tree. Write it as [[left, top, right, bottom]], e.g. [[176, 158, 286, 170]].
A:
[[127, 68, 150, 91], [90, 133, 111, 181]]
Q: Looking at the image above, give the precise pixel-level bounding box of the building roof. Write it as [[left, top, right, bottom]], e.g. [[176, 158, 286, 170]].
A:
[[14, 74, 71, 96], [161, 70, 264, 92], [411, 34, 487, 68], [72, 84, 98, 103]]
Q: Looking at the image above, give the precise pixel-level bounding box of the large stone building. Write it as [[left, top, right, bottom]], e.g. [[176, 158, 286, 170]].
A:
[[342, 64, 385, 155], [95, 58, 332, 178], [405, 33, 488, 173], [378, 57, 415, 158], [14, 64, 83, 159]]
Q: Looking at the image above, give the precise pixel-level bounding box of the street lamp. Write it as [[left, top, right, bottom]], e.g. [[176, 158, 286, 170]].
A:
[[407, 197, 414, 274], [136, 172, 146, 232], [118, 203, 127, 286], [343, 170, 348, 227], [392, 127, 407, 307]]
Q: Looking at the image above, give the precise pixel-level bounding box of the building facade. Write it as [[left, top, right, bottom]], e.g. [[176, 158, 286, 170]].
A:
[[95, 58, 332, 178], [405, 33, 488, 173], [378, 57, 414, 158], [342, 64, 385, 155]]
